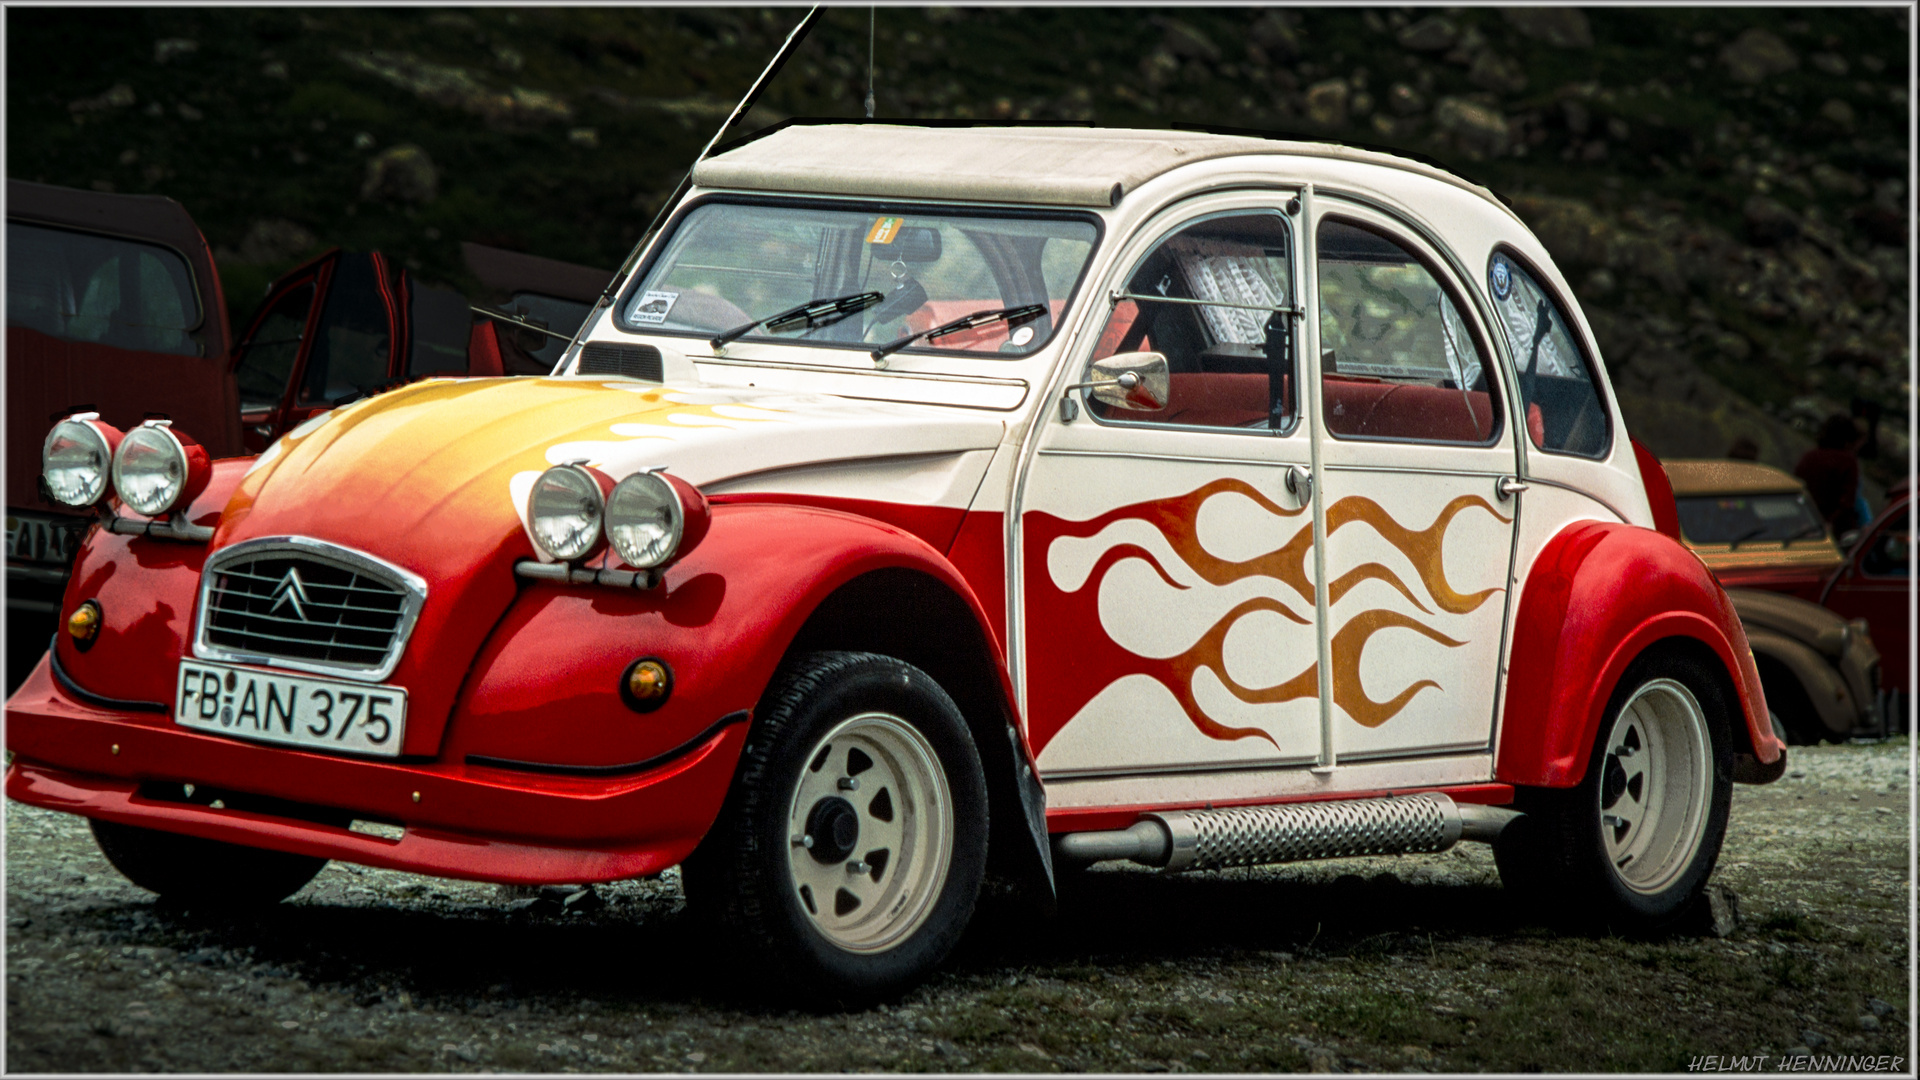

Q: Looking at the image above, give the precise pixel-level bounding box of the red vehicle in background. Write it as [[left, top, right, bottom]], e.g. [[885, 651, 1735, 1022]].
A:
[[6, 180, 242, 686], [1820, 487, 1912, 724]]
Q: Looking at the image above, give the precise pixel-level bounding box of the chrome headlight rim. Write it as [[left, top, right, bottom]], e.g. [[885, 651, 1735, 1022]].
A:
[[41, 415, 117, 508], [110, 421, 191, 517], [527, 462, 609, 563], [604, 469, 685, 569]]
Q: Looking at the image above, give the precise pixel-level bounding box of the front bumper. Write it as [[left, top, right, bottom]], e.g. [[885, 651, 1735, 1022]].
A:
[[5, 654, 748, 885]]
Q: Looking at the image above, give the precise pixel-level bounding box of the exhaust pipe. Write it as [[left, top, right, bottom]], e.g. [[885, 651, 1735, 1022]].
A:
[[1053, 793, 1521, 873]]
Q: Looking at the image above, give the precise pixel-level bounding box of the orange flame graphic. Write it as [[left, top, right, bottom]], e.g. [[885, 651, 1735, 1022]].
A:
[[1024, 478, 1507, 756]]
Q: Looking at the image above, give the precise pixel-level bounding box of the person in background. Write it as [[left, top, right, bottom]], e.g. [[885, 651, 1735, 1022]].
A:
[[1795, 413, 1864, 536]]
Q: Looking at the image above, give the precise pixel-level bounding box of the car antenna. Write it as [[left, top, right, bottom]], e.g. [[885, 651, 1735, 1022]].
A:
[[556, 5, 825, 367], [865, 7, 876, 119]]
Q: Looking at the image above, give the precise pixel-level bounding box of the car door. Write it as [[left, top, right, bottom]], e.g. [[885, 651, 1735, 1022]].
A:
[[1307, 197, 1521, 763], [1018, 197, 1318, 780], [1821, 495, 1911, 694]]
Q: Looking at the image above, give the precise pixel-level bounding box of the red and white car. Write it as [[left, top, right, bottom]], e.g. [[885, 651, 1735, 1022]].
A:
[[8, 125, 1784, 1002]]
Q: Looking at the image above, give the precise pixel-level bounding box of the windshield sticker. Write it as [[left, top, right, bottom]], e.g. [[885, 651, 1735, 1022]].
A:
[[865, 217, 904, 245], [630, 290, 679, 325], [1490, 257, 1512, 300]]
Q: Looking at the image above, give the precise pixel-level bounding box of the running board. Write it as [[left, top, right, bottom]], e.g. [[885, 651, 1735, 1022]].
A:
[[1052, 793, 1522, 873]]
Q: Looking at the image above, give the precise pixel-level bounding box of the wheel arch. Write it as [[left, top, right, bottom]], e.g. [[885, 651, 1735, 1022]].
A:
[[1497, 520, 1780, 790], [782, 566, 1054, 905]]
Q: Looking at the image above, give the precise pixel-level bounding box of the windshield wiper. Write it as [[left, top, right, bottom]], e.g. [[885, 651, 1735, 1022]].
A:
[[710, 291, 884, 352], [869, 303, 1048, 365], [1782, 521, 1828, 546], [1725, 525, 1768, 551]]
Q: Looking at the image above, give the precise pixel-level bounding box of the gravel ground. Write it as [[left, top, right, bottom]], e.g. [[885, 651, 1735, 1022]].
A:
[[6, 738, 1912, 1073]]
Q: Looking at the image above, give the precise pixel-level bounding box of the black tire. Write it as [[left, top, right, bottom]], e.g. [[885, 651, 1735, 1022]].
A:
[[89, 819, 329, 906], [682, 651, 988, 1006], [1495, 650, 1734, 932]]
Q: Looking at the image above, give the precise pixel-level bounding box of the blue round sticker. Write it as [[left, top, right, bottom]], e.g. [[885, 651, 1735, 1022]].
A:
[[1490, 258, 1512, 300]]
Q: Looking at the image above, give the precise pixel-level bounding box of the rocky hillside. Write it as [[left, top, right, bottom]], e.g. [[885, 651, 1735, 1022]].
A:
[[8, 7, 1910, 487]]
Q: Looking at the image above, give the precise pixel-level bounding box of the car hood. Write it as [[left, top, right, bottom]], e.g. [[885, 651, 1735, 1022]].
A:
[[216, 375, 1006, 574]]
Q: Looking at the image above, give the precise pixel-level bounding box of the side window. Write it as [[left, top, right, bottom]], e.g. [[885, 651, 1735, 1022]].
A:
[[234, 282, 316, 413], [1487, 250, 1610, 457], [1317, 218, 1501, 444], [406, 281, 474, 377], [5, 222, 201, 356], [301, 254, 393, 405], [1089, 211, 1295, 433]]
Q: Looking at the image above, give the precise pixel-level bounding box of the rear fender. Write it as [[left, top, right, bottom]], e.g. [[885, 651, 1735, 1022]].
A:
[[1497, 521, 1778, 789]]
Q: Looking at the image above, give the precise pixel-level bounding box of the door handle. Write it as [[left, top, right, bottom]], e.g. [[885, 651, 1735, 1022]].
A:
[[1496, 476, 1530, 501], [1286, 464, 1313, 504]]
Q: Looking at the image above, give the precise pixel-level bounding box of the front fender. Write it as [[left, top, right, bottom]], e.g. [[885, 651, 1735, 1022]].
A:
[[1497, 521, 1778, 789], [1744, 627, 1857, 737], [446, 502, 1016, 776]]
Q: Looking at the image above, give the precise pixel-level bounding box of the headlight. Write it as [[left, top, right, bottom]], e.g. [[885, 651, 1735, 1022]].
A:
[[110, 421, 209, 517], [606, 469, 710, 570], [42, 415, 122, 508], [605, 471, 683, 568], [527, 463, 610, 561]]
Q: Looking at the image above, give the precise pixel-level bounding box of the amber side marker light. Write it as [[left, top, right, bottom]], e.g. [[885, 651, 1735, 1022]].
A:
[[622, 657, 673, 713], [67, 600, 102, 649]]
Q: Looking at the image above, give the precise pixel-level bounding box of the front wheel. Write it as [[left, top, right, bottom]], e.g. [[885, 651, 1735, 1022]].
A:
[[682, 652, 988, 1005], [1496, 651, 1733, 931], [90, 819, 329, 906]]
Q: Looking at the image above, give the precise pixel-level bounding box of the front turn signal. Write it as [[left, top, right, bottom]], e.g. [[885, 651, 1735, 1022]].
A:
[[67, 600, 102, 648], [622, 657, 672, 713]]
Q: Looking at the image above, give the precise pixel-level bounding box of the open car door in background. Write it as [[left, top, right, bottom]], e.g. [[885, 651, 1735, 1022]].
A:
[[462, 241, 612, 375]]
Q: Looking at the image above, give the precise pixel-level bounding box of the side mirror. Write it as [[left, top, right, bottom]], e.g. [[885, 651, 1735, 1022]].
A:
[[1839, 528, 1863, 551], [1067, 351, 1170, 414]]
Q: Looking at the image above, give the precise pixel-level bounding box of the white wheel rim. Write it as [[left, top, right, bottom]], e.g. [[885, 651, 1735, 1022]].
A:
[[784, 712, 953, 953], [1597, 677, 1712, 895]]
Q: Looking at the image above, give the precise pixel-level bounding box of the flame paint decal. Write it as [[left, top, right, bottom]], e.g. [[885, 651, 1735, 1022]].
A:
[[1025, 477, 1510, 756]]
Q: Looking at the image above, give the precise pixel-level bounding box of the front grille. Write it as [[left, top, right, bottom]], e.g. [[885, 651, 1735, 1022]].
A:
[[197, 539, 425, 680], [578, 342, 663, 381]]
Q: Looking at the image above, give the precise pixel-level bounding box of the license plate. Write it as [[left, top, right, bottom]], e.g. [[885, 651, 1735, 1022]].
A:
[[6, 512, 85, 565], [175, 660, 407, 758]]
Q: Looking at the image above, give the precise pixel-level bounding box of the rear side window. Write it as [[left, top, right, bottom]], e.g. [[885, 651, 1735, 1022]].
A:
[[1318, 219, 1501, 445], [1487, 250, 1610, 458], [6, 222, 200, 356]]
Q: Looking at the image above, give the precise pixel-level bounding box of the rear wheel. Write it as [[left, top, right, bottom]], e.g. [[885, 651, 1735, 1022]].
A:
[[90, 819, 328, 906], [1496, 651, 1733, 930], [682, 652, 988, 1005]]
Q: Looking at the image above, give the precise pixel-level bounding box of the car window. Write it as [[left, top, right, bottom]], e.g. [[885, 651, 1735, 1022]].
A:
[[498, 290, 594, 374], [406, 281, 473, 377], [1487, 249, 1610, 458], [1317, 218, 1501, 444], [1859, 507, 1911, 577], [1675, 493, 1826, 546], [6, 222, 200, 357], [233, 282, 316, 413], [624, 200, 1097, 359], [1088, 210, 1296, 433], [301, 254, 393, 405]]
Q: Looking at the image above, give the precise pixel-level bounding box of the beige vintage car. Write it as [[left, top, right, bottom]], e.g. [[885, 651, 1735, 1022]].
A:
[[1663, 459, 1883, 743]]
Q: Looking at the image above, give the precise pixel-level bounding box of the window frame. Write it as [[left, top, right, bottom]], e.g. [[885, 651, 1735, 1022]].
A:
[[1315, 213, 1506, 449], [1485, 243, 1615, 461], [609, 192, 1106, 362]]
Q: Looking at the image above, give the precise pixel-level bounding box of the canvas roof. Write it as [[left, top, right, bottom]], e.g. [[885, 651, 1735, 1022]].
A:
[[691, 123, 1500, 209], [1662, 459, 1808, 497]]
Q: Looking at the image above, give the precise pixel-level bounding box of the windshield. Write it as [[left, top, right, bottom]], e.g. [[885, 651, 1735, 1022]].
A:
[[7, 222, 201, 356], [622, 200, 1098, 359], [1676, 493, 1827, 545]]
